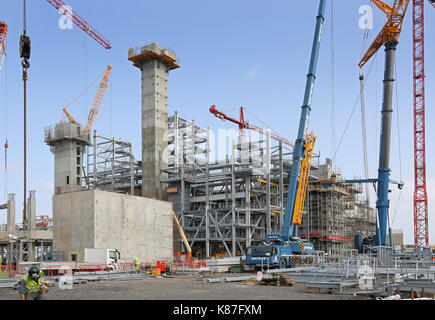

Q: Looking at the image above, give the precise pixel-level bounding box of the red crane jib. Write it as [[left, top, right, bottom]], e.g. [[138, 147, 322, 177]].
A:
[[209, 105, 294, 147], [45, 0, 111, 49]]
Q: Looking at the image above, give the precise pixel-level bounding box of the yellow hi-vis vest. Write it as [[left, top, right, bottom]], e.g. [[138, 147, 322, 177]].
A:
[[133, 257, 139, 269], [22, 270, 44, 293]]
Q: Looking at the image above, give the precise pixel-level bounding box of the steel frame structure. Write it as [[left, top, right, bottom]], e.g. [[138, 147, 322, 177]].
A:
[[85, 131, 138, 194], [76, 111, 377, 258], [160, 112, 375, 257]]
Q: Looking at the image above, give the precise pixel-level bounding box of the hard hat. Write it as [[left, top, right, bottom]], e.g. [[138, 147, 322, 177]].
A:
[[28, 266, 40, 280]]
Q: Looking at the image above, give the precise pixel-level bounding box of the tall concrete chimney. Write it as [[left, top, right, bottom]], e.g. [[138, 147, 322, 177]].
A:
[[7, 193, 15, 233], [27, 190, 36, 231], [128, 42, 180, 198]]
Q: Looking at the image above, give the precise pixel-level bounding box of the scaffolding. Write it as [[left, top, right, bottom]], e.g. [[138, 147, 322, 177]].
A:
[[300, 166, 377, 255]]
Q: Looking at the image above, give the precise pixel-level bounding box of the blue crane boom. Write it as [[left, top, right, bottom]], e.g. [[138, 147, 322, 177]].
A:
[[244, 0, 327, 270], [280, 0, 327, 241]]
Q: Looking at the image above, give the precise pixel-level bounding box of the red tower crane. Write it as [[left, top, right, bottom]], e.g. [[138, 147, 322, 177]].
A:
[[0, 21, 7, 72], [45, 0, 111, 50], [209, 105, 294, 147], [412, 0, 433, 248]]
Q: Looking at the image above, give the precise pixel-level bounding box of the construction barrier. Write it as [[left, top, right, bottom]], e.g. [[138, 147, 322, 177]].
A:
[[289, 256, 317, 265], [172, 258, 206, 269], [156, 261, 166, 272], [119, 262, 135, 272], [323, 257, 341, 264], [152, 268, 161, 276]]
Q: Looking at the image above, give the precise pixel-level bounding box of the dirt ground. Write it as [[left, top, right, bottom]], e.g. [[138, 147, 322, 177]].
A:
[[0, 273, 370, 300]]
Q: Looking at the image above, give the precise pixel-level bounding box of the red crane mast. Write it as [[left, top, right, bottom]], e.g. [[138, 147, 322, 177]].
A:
[[412, 0, 433, 248]]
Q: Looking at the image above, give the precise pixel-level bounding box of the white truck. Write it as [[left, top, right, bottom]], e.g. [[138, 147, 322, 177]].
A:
[[83, 248, 120, 265]]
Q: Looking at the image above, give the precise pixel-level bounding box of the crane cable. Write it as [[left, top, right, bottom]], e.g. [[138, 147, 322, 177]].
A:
[[243, 107, 285, 140], [3, 53, 7, 206], [332, 51, 378, 164], [391, 57, 403, 227], [330, 0, 336, 171], [332, 0, 377, 165], [83, 32, 87, 122], [61, 67, 106, 121]]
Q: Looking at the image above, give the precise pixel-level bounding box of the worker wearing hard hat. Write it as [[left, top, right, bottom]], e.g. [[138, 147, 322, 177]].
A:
[[18, 266, 46, 300]]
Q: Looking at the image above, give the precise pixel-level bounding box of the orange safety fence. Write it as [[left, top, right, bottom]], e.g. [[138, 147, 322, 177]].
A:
[[172, 258, 206, 269], [133, 258, 207, 272], [2, 259, 207, 277]]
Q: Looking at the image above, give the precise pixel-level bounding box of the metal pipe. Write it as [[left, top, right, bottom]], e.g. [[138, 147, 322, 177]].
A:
[[359, 73, 371, 236]]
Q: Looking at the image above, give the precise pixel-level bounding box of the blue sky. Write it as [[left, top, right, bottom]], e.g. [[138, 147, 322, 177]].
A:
[[0, 0, 434, 245]]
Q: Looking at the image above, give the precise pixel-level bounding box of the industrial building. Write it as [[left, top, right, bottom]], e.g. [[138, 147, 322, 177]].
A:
[[0, 40, 378, 266], [0, 1, 434, 303]]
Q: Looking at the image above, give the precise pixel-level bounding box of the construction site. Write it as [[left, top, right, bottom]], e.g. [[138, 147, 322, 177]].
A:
[[0, 0, 434, 304]]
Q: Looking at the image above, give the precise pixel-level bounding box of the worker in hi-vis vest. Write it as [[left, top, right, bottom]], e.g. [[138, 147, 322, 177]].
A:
[[19, 266, 46, 300], [133, 257, 140, 272]]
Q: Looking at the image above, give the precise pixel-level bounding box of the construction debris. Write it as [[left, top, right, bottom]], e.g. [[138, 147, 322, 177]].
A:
[[243, 275, 295, 287]]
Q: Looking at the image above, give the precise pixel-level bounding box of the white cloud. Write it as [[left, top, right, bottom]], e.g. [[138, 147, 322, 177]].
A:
[[244, 65, 259, 79]]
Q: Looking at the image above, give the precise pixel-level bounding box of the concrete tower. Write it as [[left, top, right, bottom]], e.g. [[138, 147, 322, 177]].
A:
[[7, 193, 15, 233], [128, 42, 180, 198], [27, 190, 36, 231], [45, 122, 90, 194]]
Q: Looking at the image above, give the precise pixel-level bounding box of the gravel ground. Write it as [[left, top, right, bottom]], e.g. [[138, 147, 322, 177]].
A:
[[0, 273, 371, 300]]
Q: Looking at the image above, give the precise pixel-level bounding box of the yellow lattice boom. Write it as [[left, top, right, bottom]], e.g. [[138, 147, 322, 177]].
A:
[[292, 132, 316, 226], [359, 0, 410, 68], [83, 65, 112, 136], [61, 65, 111, 137]]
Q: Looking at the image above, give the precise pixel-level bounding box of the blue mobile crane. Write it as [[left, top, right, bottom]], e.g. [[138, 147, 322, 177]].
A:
[[327, 0, 409, 250], [244, 0, 327, 270]]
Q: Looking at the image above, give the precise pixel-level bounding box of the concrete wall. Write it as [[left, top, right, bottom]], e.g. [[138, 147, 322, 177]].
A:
[[53, 190, 173, 263], [392, 232, 404, 247]]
